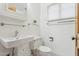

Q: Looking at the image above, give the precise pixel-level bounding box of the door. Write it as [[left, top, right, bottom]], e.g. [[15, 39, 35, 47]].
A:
[[76, 3, 79, 56], [46, 3, 76, 55]]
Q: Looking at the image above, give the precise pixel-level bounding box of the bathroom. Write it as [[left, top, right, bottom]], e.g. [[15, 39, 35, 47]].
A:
[[0, 3, 78, 56]]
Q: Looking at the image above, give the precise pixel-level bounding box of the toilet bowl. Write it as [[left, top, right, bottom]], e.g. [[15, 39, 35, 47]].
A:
[[37, 46, 52, 56], [38, 46, 51, 52]]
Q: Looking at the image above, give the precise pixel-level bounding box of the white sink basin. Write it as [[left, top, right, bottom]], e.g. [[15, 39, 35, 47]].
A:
[[0, 35, 34, 48]]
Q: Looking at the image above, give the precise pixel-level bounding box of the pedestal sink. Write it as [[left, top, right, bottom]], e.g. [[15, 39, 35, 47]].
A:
[[0, 35, 34, 48]]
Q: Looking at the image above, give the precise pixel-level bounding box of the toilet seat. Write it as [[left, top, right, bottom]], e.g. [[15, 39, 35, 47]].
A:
[[38, 46, 51, 52]]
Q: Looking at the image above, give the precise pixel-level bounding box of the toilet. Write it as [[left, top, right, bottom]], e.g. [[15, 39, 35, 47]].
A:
[[37, 46, 52, 56], [30, 36, 52, 56]]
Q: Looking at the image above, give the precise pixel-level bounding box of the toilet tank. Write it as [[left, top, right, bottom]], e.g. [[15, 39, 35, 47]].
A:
[[30, 36, 44, 49]]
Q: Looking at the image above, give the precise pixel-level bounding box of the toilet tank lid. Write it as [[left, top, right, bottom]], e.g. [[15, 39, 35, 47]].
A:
[[38, 46, 51, 52]]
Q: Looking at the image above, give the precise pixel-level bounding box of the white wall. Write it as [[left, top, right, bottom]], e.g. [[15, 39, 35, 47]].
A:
[[40, 3, 75, 56], [26, 3, 40, 36]]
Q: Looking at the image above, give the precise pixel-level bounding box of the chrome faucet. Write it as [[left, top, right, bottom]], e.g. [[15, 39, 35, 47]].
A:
[[14, 30, 19, 37]]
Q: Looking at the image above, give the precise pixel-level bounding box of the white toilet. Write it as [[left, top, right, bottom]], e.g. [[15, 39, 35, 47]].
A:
[[31, 36, 52, 56], [37, 46, 52, 56]]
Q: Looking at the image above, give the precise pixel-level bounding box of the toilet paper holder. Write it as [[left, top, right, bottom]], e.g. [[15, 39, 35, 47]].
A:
[[49, 37, 54, 41]]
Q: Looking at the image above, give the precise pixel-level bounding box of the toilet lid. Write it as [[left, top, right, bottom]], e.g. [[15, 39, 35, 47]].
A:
[[38, 46, 51, 52]]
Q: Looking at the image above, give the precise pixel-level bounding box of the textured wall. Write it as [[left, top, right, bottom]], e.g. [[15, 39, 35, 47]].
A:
[[40, 3, 75, 56]]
